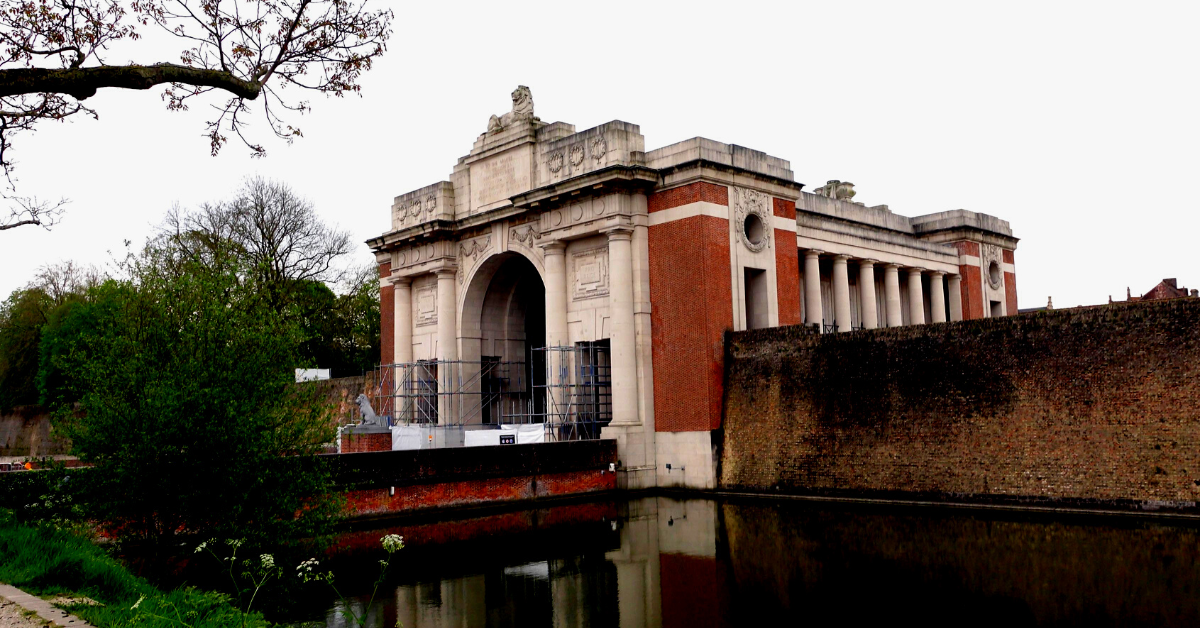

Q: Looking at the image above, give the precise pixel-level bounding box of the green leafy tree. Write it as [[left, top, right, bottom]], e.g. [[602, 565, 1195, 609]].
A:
[[41, 241, 340, 553]]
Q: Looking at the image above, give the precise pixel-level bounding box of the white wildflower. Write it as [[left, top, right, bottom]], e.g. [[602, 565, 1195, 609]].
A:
[[381, 534, 404, 553], [194, 541, 208, 554], [260, 554, 275, 570], [131, 595, 145, 610]]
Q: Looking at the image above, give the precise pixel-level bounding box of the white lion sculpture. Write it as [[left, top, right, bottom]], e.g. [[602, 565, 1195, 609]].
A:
[[487, 85, 535, 134], [355, 393, 384, 426]]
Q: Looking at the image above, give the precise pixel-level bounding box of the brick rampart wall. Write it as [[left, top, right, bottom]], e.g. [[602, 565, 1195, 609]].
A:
[[720, 298, 1200, 505], [771, 198, 801, 327]]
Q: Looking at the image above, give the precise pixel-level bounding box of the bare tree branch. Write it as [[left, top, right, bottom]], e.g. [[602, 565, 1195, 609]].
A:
[[0, 63, 261, 100], [0, 196, 66, 231]]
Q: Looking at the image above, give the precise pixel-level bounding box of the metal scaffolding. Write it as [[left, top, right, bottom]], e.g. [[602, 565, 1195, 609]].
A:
[[369, 342, 612, 442]]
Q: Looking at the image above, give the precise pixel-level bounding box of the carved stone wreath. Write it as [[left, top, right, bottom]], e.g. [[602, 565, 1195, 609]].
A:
[[982, 245, 1004, 290], [425, 195, 437, 214], [510, 223, 541, 247], [408, 200, 423, 219], [569, 144, 585, 167], [590, 137, 607, 161], [548, 151, 564, 173], [734, 187, 772, 253]]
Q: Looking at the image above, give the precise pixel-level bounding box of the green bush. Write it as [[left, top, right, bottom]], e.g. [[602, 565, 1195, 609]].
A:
[[0, 510, 267, 628]]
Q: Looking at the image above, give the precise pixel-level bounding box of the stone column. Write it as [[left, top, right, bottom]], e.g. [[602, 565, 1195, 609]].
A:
[[393, 276, 413, 423], [948, 274, 964, 322], [540, 241, 569, 415], [929, 271, 947, 323], [435, 268, 457, 424], [605, 227, 639, 426], [884, 263, 903, 327], [803, 250, 823, 330], [394, 277, 413, 364], [832, 254, 852, 333], [907, 268, 925, 325], [858, 259, 878, 330]]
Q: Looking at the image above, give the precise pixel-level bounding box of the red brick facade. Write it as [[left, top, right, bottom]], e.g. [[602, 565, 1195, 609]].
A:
[[379, 261, 394, 365], [340, 431, 391, 453], [649, 186, 733, 432], [772, 199, 801, 326], [771, 197, 796, 220], [648, 181, 728, 213]]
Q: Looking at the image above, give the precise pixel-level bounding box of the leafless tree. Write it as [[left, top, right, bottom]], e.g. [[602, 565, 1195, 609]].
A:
[[160, 176, 352, 305], [0, 0, 392, 230], [29, 259, 104, 302]]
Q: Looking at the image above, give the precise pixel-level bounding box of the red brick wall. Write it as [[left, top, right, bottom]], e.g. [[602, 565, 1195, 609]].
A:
[[953, 241, 980, 257], [649, 182, 729, 212], [721, 299, 1200, 504], [379, 262, 394, 365], [771, 197, 796, 220], [959, 264, 984, 320], [1003, 249, 1018, 315], [341, 431, 391, 453], [772, 198, 801, 327], [650, 185, 733, 432], [342, 469, 616, 517]]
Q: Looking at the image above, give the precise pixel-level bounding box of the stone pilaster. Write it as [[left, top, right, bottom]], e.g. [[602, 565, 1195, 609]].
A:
[[604, 227, 639, 427], [436, 268, 457, 424]]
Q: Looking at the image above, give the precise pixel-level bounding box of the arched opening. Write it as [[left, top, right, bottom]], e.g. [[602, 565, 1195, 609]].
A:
[[461, 253, 546, 424]]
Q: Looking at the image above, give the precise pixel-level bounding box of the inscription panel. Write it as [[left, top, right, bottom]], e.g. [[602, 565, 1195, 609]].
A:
[[469, 145, 532, 211], [572, 246, 610, 301]]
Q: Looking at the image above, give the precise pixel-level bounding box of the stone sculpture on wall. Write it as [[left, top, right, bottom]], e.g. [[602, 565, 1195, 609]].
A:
[[487, 85, 536, 134], [812, 180, 857, 201]]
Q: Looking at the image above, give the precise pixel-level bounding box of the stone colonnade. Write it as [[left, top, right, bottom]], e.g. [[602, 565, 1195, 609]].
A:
[[802, 249, 962, 332]]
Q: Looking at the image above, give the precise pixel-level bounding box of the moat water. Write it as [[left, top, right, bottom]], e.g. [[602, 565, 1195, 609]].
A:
[[299, 496, 1200, 627]]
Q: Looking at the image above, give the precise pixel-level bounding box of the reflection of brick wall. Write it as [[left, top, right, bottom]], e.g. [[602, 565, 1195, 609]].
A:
[[379, 261, 394, 365], [721, 299, 1200, 505], [772, 198, 801, 327], [661, 553, 726, 628], [649, 183, 733, 432]]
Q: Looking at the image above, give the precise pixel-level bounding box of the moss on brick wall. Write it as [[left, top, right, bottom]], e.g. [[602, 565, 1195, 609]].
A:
[[720, 298, 1200, 504]]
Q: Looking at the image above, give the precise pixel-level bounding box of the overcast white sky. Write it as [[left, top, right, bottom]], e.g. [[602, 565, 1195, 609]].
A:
[[2, 0, 1197, 308]]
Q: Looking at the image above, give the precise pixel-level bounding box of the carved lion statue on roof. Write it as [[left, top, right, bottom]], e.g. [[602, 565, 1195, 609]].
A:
[[487, 85, 535, 134]]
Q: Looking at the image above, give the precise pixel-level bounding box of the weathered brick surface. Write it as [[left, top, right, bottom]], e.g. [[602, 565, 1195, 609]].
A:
[[771, 197, 796, 220], [339, 431, 390, 453], [1005, 271, 1018, 315], [648, 182, 728, 213], [959, 263, 984, 320], [720, 298, 1200, 504], [775, 237, 801, 327], [649, 213, 733, 432], [379, 262, 394, 365]]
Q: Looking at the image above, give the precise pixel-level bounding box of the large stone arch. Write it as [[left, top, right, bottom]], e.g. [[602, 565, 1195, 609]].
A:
[[458, 250, 547, 423]]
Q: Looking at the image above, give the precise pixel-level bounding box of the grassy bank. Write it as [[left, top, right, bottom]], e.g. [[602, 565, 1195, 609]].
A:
[[0, 510, 267, 628]]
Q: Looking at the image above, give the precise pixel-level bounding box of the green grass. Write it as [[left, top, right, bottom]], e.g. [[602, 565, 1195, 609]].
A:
[[0, 510, 268, 628]]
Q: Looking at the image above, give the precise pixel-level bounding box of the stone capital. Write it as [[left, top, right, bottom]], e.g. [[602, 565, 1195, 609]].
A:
[[804, 249, 824, 260], [539, 240, 567, 254], [884, 262, 901, 270], [832, 253, 852, 262], [859, 258, 879, 266], [929, 270, 947, 277], [601, 225, 634, 241], [389, 275, 413, 287], [434, 267, 458, 280]]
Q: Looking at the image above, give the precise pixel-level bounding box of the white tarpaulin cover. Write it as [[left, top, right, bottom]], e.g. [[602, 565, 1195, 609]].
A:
[[500, 423, 546, 444], [391, 425, 429, 451], [464, 430, 502, 447]]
